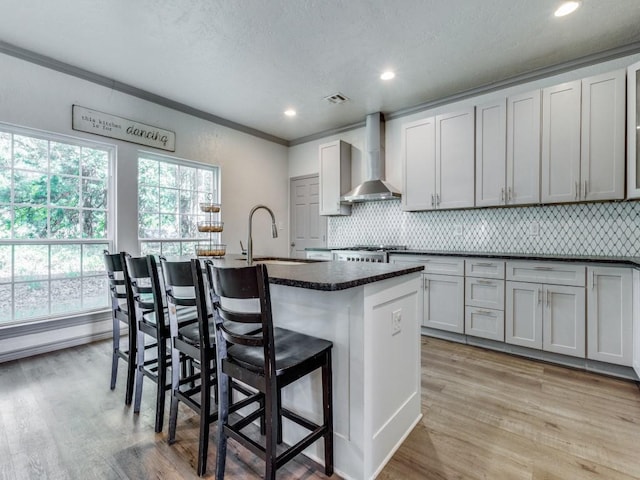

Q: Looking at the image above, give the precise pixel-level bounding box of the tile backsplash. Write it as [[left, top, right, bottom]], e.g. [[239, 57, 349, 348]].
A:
[[328, 200, 640, 257]]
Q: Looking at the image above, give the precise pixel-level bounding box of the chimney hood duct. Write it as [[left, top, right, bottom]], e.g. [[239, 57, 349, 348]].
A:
[[341, 112, 401, 203]]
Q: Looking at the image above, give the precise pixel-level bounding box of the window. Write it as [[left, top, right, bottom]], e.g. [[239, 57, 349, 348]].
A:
[[138, 153, 219, 256], [0, 125, 114, 324]]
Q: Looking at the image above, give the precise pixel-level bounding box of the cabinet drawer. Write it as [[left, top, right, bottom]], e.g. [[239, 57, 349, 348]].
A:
[[465, 278, 505, 310], [408, 256, 464, 275], [465, 307, 504, 341], [465, 259, 505, 279], [506, 261, 585, 287]]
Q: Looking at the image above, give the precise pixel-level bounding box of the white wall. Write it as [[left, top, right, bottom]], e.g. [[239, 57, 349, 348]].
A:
[[1, 52, 290, 258]]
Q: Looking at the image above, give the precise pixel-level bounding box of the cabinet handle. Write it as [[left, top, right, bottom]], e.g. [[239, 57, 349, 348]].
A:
[[476, 310, 494, 316], [592, 270, 596, 289], [508, 187, 513, 201], [475, 262, 493, 267], [533, 266, 552, 271], [501, 187, 505, 204], [575, 181, 579, 200], [547, 290, 551, 308], [537, 288, 542, 304], [584, 180, 588, 198], [477, 279, 494, 285], [431, 194, 435, 208], [424, 278, 429, 290]]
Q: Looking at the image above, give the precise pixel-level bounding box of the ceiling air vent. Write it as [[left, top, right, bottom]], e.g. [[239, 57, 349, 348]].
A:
[[324, 92, 349, 104]]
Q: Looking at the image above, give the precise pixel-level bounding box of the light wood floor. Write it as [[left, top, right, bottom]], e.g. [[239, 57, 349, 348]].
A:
[[1, 337, 639, 479]]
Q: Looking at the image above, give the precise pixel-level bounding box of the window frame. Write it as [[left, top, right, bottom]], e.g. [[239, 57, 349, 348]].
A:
[[0, 122, 116, 326], [136, 150, 221, 257]]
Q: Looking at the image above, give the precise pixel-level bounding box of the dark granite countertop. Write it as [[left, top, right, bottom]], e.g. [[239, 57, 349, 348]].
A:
[[387, 249, 640, 268], [205, 254, 424, 291]]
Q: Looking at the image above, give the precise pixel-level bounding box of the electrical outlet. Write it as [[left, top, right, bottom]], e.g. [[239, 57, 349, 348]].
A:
[[392, 309, 402, 335], [453, 224, 463, 237], [529, 222, 539, 236]]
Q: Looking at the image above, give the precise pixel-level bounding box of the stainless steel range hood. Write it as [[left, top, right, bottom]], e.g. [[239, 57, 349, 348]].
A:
[[341, 112, 401, 203]]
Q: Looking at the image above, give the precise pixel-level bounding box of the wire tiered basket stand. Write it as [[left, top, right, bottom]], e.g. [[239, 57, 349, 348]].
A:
[[196, 194, 226, 257]]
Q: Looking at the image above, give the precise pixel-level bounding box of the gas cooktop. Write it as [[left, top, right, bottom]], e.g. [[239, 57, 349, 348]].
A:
[[342, 245, 407, 252]]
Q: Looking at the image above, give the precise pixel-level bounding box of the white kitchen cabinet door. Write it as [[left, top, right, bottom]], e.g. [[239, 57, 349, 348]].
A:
[[475, 100, 506, 207], [581, 70, 625, 201], [436, 108, 475, 209], [402, 117, 436, 211], [505, 281, 542, 349], [465, 277, 505, 310], [541, 81, 581, 204], [465, 307, 505, 341], [587, 266, 632, 366], [506, 90, 541, 205], [319, 140, 351, 216], [423, 273, 464, 333], [627, 61, 640, 199], [543, 284, 586, 358], [633, 270, 640, 378]]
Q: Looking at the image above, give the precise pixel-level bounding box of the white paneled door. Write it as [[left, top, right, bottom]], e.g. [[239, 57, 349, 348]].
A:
[[290, 175, 327, 258]]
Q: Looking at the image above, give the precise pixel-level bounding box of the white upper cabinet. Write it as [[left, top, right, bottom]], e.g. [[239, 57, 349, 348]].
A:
[[402, 108, 474, 211], [627, 61, 640, 199], [319, 140, 351, 216], [541, 70, 625, 204], [437, 108, 475, 209], [402, 117, 436, 211], [580, 70, 625, 201], [475, 100, 507, 207], [541, 80, 582, 204], [476, 92, 542, 208], [506, 90, 541, 205]]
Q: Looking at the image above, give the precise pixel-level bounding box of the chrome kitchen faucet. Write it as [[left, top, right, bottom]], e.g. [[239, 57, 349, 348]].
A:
[[247, 204, 278, 265]]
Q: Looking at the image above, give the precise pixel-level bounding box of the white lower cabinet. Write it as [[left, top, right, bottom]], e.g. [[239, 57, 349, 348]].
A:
[[388, 254, 465, 333], [505, 281, 543, 349], [464, 258, 505, 341], [543, 284, 586, 357], [506, 261, 586, 358], [506, 281, 585, 357], [633, 270, 640, 378], [423, 273, 464, 333], [587, 266, 632, 366]]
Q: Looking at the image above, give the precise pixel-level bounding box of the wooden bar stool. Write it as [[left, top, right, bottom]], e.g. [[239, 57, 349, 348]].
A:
[[207, 261, 334, 480], [124, 254, 198, 433], [103, 250, 136, 405], [164, 259, 261, 476]]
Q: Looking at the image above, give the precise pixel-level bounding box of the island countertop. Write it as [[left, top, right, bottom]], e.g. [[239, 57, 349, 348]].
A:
[[206, 254, 424, 291]]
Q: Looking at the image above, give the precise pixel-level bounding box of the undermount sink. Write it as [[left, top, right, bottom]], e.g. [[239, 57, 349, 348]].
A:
[[256, 259, 308, 266], [237, 257, 313, 266]]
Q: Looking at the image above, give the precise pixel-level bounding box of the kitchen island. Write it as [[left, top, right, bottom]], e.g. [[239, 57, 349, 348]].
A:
[[211, 256, 424, 480]]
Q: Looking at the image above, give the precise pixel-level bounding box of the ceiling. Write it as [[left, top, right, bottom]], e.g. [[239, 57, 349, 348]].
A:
[[1, 0, 640, 144]]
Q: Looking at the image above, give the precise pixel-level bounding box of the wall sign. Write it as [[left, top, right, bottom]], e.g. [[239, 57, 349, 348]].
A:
[[72, 105, 176, 151]]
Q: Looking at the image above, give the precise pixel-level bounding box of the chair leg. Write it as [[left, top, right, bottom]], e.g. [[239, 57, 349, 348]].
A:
[[264, 387, 278, 480], [276, 390, 283, 444], [322, 351, 334, 476], [168, 341, 181, 445], [215, 372, 230, 480], [154, 339, 167, 433], [125, 319, 136, 405], [133, 327, 146, 414], [110, 314, 119, 390], [197, 359, 211, 476]]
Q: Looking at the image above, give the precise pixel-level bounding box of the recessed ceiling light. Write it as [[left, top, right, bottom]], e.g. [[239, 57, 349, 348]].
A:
[[380, 71, 396, 81], [554, 1, 580, 17], [284, 109, 296, 117]]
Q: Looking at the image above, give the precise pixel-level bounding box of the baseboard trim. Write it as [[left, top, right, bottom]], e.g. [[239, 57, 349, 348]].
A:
[[0, 330, 115, 364]]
